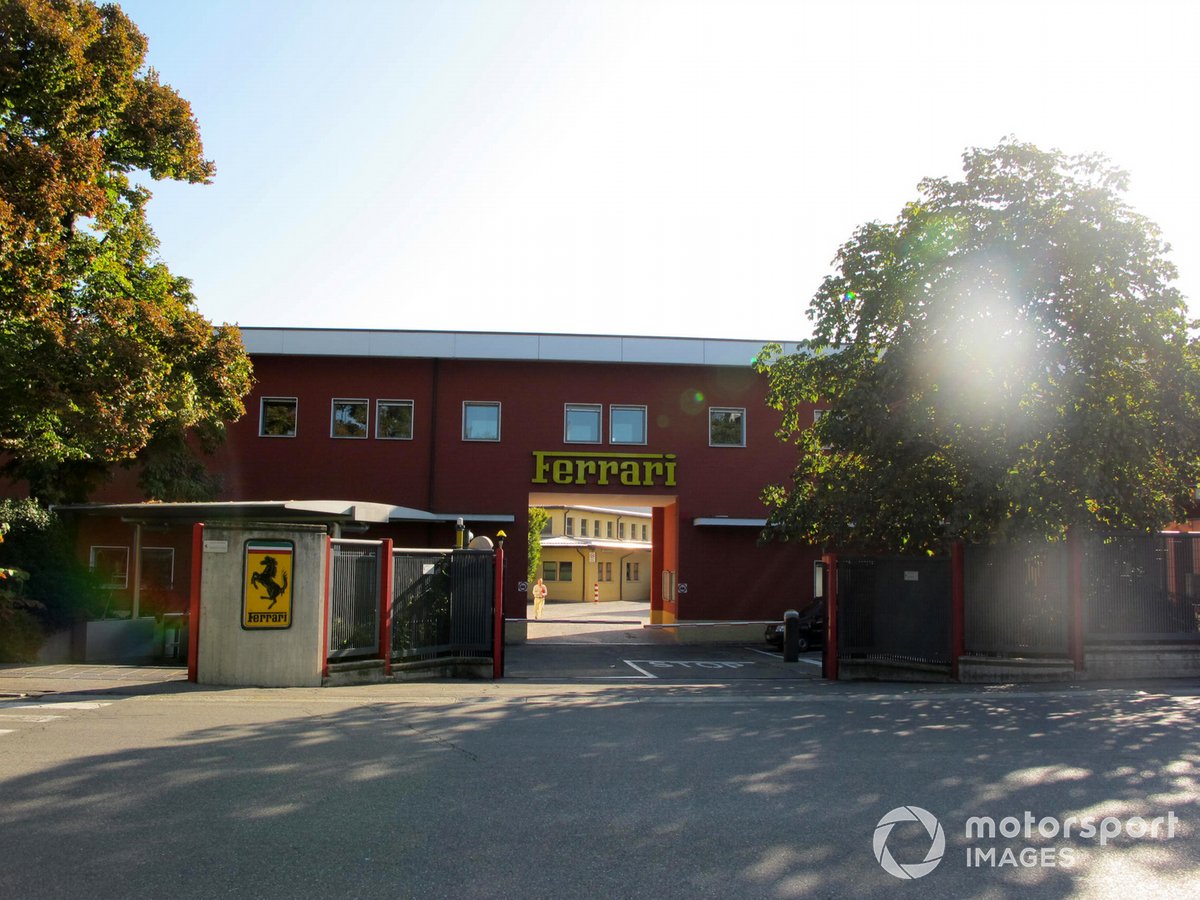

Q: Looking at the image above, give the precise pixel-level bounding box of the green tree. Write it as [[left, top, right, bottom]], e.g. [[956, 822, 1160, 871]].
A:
[[527, 506, 549, 584], [0, 0, 252, 502], [758, 138, 1200, 554]]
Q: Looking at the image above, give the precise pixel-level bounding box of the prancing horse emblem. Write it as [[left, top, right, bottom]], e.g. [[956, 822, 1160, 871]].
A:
[[250, 555, 288, 608]]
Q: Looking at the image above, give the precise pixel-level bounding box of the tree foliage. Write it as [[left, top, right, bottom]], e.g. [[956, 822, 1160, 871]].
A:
[[0, 0, 252, 502], [527, 506, 549, 584], [758, 139, 1200, 553]]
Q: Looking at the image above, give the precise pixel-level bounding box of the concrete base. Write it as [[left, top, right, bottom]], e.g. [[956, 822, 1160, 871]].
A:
[[958, 656, 1076, 683], [1085, 644, 1200, 680], [838, 659, 954, 683], [322, 657, 494, 685], [388, 657, 493, 681]]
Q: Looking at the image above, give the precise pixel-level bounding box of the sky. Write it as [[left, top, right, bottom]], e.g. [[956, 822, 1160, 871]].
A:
[[118, 0, 1200, 342]]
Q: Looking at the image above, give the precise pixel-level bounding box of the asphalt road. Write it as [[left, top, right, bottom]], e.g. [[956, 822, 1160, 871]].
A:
[[0, 662, 1197, 899]]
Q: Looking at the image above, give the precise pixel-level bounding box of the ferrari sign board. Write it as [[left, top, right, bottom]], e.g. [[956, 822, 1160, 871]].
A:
[[242, 540, 294, 629]]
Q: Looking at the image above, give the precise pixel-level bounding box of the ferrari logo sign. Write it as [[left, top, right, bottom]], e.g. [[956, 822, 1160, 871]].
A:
[[243, 540, 294, 629]]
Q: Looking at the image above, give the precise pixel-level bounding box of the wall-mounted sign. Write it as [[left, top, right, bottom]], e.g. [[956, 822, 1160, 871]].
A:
[[243, 540, 294, 629], [532, 451, 677, 488]]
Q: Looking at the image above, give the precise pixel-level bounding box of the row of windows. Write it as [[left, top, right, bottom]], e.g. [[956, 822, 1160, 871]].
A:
[[89, 546, 175, 590], [559, 517, 649, 541], [259, 397, 749, 446], [543, 561, 641, 582]]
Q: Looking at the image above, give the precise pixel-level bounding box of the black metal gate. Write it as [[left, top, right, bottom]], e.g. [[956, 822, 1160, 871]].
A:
[[838, 556, 951, 665], [964, 542, 1070, 657], [1084, 533, 1200, 642], [391, 548, 494, 662], [328, 539, 381, 658]]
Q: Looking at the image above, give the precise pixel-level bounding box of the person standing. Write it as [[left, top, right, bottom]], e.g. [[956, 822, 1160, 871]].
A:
[[531, 577, 548, 619]]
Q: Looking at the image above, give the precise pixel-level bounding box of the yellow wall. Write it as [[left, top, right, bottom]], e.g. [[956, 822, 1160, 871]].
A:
[[535, 505, 652, 603]]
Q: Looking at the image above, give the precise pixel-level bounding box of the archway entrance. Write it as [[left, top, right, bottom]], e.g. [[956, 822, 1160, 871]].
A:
[[527, 491, 679, 638]]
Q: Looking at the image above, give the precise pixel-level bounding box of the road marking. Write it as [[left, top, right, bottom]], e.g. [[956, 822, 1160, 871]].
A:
[[0, 714, 64, 723], [0, 701, 109, 711], [622, 661, 657, 679]]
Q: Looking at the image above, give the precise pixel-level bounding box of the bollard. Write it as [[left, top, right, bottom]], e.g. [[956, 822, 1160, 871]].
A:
[[783, 609, 800, 662]]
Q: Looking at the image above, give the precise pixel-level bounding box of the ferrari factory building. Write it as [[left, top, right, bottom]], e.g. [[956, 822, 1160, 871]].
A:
[[77, 327, 822, 634]]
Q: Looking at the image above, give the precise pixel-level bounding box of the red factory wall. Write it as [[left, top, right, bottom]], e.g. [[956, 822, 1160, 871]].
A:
[[225, 354, 814, 620], [92, 352, 818, 621]]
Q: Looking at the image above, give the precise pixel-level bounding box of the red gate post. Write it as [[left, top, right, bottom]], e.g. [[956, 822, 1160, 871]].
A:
[[187, 522, 204, 683], [492, 538, 506, 680], [951, 541, 965, 681], [822, 552, 838, 680], [379, 539, 394, 676], [1069, 528, 1085, 673]]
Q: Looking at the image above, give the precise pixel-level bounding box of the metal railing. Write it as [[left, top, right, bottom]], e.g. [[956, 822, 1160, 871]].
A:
[[1084, 533, 1200, 642], [391, 549, 494, 662], [837, 556, 952, 665], [328, 540, 381, 658], [964, 542, 1070, 657]]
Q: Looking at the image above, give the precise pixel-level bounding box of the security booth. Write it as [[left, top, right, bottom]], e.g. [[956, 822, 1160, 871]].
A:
[[55, 501, 510, 683]]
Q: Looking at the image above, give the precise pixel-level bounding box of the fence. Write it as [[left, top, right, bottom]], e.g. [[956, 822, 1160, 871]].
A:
[[837, 556, 951, 666], [391, 548, 495, 662], [328, 539, 381, 659], [964, 542, 1070, 657], [832, 532, 1200, 676], [1083, 533, 1200, 642]]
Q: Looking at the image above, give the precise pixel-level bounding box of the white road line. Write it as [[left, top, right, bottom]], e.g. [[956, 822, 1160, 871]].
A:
[[622, 661, 658, 679], [0, 715, 64, 723], [0, 701, 110, 710]]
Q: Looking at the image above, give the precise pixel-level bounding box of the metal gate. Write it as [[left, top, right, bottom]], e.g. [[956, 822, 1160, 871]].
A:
[[328, 539, 381, 658], [838, 556, 952, 665], [392, 548, 495, 662]]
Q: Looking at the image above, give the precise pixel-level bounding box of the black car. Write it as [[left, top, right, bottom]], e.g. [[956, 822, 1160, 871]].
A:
[[764, 599, 825, 651]]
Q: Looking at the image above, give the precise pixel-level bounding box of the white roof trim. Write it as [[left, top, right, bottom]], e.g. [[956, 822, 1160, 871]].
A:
[[239, 327, 802, 368], [693, 517, 769, 527]]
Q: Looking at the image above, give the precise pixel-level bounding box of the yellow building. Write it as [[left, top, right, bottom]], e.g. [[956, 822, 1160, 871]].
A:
[[535, 505, 652, 603]]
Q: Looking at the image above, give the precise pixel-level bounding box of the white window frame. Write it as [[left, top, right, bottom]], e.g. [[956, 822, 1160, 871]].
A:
[[259, 396, 298, 438], [565, 517, 574, 536], [376, 399, 415, 440], [462, 401, 502, 442], [610, 404, 648, 445], [564, 403, 603, 444], [330, 398, 370, 439], [708, 406, 747, 448], [580, 519, 588, 538], [90, 546, 130, 589]]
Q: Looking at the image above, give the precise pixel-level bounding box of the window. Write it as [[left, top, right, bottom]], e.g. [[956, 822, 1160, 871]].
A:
[[606, 521, 613, 539], [580, 519, 588, 538], [259, 397, 297, 437], [377, 400, 414, 440], [709, 407, 746, 447], [618, 522, 625, 539], [90, 546, 129, 589], [626, 561, 640, 582], [331, 399, 369, 438], [599, 562, 612, 582], [559, 561, 574, 581], [610, 405, 647, 445], [141, 547, 175, 591], [641, 525, 648, 541], [543, 561, 558, 581], [566, 517, 574, 536], [541, 518, 553, 536], [564, 404, 602, 443], [463, 401, 501, 441]]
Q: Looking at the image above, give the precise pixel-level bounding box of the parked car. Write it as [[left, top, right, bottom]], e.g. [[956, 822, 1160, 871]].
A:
[[765, 599, 825, 651]]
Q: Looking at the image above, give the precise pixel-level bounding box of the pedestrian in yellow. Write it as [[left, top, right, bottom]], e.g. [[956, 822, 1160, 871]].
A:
[[531, 577, 548, 619]]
